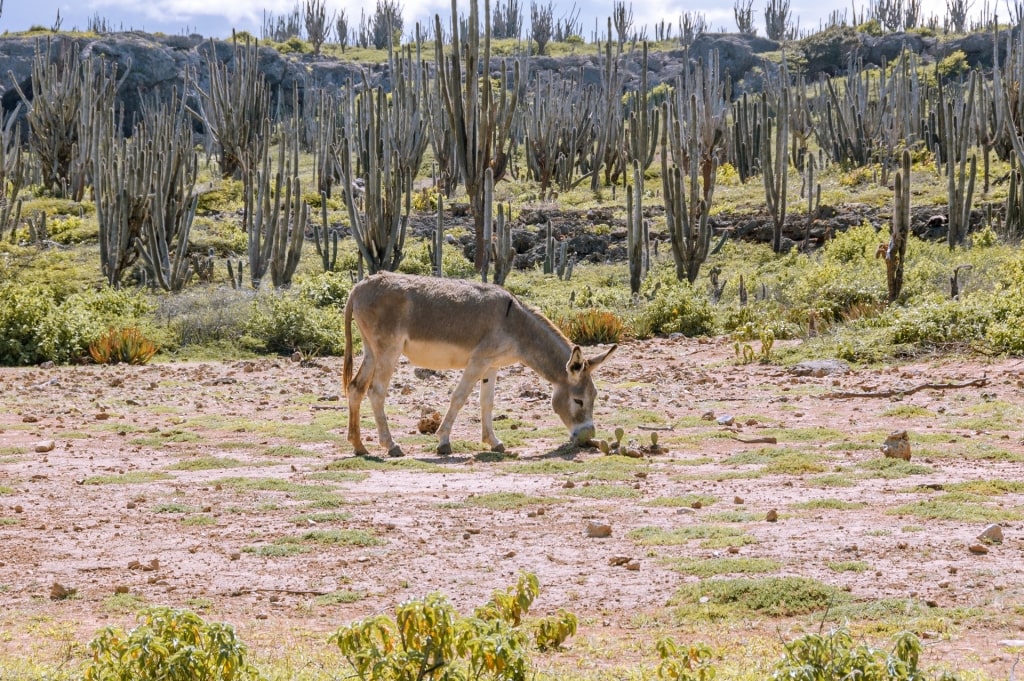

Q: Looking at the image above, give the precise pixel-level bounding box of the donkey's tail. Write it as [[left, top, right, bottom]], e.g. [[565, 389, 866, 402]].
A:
[[343, 292, 355, 391]]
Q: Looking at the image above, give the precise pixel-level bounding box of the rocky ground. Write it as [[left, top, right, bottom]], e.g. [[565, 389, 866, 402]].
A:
[[1, 337, 1023, 676]]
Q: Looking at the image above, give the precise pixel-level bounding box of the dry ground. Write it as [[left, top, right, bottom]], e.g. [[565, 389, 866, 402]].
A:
[[1, 337, 1023, 677]]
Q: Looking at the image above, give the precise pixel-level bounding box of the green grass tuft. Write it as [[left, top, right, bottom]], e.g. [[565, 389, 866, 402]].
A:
[[671, 576, 849, 619], [664, 557, 780, 577]]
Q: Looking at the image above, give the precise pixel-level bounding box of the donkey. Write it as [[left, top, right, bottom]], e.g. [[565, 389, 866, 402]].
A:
[[343, 272, 615, 457]]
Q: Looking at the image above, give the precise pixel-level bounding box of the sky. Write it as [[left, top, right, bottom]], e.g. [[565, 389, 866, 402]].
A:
[[1, 0, 972, 41]]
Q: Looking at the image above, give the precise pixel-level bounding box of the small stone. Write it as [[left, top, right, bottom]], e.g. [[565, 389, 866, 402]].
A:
[[881, 430, 911, 461], [609, 556, 631, 566], [95, 413, 110, 420], [22, 415, 39, 423], [727, 546, 740, 554], [585, 522, 612, 538], [676, 507, 696, 514], [624, 559, 640, 571], [291, 351, 303, 362], [701, 410, 715, 421], [562, 480, 575, 489], [417, 410, 441, 434], [733, 496, 744, 505], [765, 509, 778, 522], [255, 612, 269, 620], [465, 527, 481, 535], [977, 523, 1003, 544], [50, 582, 75, 600], [968, 543, 990, 555], [126, 501, 136, 509], [229, 552, 241, 561], [716, 414, 735, 426], [691, 500, 702, 509], [34, 440, 55, 453], [114, 586, 129, 594], [502, 551, 516, 559]]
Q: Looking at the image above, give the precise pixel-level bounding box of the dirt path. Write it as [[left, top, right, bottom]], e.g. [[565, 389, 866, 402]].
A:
[[1, 338, 1023, 677]]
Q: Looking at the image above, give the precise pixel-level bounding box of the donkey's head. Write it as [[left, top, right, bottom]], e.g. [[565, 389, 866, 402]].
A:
[[552, 345, 616, 445]]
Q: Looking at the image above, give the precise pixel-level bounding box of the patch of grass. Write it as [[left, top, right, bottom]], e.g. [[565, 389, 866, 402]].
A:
[[82, 471, 174, 485], [562, 483, 640, 499], [855, 458, 934, 478], [891, 496, 1024, 522], [829, 560, 869, 572], [152, 503, 200, 514], [129, 430, 202, 446], [307, 471, 370, 483], [628, 525, 758, 549], [941, 479, 1024, 495], [881, 404, 934, 417], [805, 473, 857, 487], [664, 557, 780, 577], [575, 455, 651, 481], [299, 529, 383, 546], [243, 542, 308, 557], [102, 593, 148, 614], [314, 590, 364, 606], [460, 492, 562, 510], [789, 499, 868, 511], [165, 456, 245, 471], [0, 517, 19, 526], [0, 485, 14, 495], [181, 515, 217, 526], [671, 576, 849, 619], [289, 511, 351, 525], [262, 445, 316, 458], [504, 460, 580, 475], [646, 494, 718, 508], [762, 452, 828, 475], [702, 510, 761, 523], [322, 456, 446, 473]]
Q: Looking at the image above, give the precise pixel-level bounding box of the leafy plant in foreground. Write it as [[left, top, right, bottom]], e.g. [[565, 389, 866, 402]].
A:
[[84, 606, 260, 681], [771, 629, 959, 681], [330, 572, 573, 681]]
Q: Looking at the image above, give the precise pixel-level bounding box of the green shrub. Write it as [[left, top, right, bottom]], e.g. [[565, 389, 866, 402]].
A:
[[296, 271, 353, 308], [155, 287, 253, 348], [243, 291, 347, 355], [771, 629, 960, 681], [331, 573, 570, 681], [84, 606, 259, 681], [635, 279, 716, 338], [656, 637, 716, 681], [0, 284, 150, 365], [937, 50, 969, 80]]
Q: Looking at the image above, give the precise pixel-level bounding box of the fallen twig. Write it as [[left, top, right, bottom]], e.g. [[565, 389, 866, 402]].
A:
[[822, 377, 987, 399], [730, 436, 778, 444], [638, 425, 674, 431]]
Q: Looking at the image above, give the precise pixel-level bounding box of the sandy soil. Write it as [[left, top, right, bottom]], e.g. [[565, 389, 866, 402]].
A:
[[1, 337, 1023, 676]]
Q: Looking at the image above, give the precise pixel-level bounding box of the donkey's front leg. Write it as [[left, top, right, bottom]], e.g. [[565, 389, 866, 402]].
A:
[[436, 363, 487, 456], [479, 368, 504, 453]]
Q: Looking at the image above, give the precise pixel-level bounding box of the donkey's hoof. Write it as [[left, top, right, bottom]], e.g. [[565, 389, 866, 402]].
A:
[[387, 445, 405, 458], [437, 442, 452, 457], [490, 443, 506, 453]]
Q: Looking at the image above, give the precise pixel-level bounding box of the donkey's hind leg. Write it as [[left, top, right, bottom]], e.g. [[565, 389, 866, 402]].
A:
[[346, 351, 375, 456], [479, 368, 504, 453], [366, 347, 404, 457]]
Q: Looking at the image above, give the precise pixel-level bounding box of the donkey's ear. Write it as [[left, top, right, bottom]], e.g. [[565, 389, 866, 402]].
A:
[[587, 344, 616, 370], [566, 346, 585, 376]]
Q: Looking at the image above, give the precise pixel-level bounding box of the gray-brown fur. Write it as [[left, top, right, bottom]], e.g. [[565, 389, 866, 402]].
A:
[[343, 272, 615, 456]]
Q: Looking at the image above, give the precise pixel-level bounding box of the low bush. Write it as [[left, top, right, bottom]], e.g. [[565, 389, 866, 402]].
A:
[[243, 290, 347, 356], [84, 606, 260, 681]]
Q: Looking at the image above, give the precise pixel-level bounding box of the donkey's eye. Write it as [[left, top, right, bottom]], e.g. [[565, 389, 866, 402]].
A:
[[573, 398, 584, 407]]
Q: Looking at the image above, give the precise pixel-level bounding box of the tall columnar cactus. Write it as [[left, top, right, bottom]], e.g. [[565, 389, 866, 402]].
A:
[[524, 72, 597, 194], [624, 42, 660, 173], [884, 150, 912, 303], [941, 72, 977, 248], [243, 118, 307, 289], [729, 93, 762, 182], [312, 192, 338, 272], [135, 101, 201, 292], [1, 107, 25, 240], [13, 39, 123, 198], [589, 24, 626, 191], [662, 95, 717, 284], [336, 87, 412, 275], [433, 0, 521, 271], [625, 162, 646, 296], [481, 166, 515, 286], [428, 192, 445, 277], [761, 88, 790, 253], [195, 36, 271, 178]]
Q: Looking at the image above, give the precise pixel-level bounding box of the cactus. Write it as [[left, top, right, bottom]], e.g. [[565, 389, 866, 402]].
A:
[[428, 192, 445, 277], [884, 150, 912, 303], [194, 35, 271, 178], [625, 161, 646, 296], [523, 72, 597, 194], [433, 0, 520, 271], [761, 88, 790, 254], [624, 42, 660, 173], [226, 258, 245, 289], [243, 117, 307, 289], [941, 72, 977, 248], [491, 202, 515, 286], [312, 191, 338, 272]]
